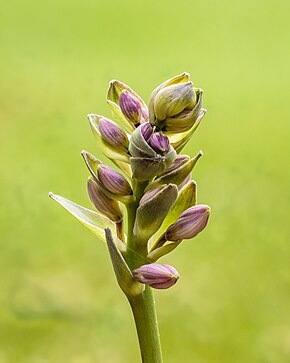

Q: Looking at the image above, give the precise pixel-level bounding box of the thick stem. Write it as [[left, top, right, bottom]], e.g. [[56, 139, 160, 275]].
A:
[[128, 287, 163, 363], [124, 180, 163, 362]]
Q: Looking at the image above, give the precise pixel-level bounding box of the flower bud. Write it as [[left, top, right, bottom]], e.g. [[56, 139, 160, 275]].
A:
[[87, 177, 123, 223], [154, 82, 196, 121], [148, 132, 170, 155], [129, 124, 176, 181], [149, 73, 203, 133], [119, 90, 142, 125], [132, 263, 179, 289], [140, 122, 153, 141], [98, 117, 129, 153], [97, 165, 132, 196], [165, 204, 210, 241], [107, 80, 149, 131]]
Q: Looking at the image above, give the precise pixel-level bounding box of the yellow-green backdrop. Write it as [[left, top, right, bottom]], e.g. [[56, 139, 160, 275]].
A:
[[1, 0, 289, 362]]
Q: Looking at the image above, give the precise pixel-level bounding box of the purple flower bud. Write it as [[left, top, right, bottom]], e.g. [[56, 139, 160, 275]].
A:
[[149, 132, 170, 155], [132, 263, 179, 289], [87, 178, 123, 222], [97, 165, 132, 196], [119, 90, 142, 124], [140, 122, 153, 141], [98, 117, 129, 153], [165, 204, 210, 241]]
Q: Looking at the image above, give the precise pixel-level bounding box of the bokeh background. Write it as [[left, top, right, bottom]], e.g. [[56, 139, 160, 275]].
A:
[[1, 0, 290, 362]]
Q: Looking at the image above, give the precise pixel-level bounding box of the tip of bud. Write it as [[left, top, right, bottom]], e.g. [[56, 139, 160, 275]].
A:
[[48, 192, 54, 198]]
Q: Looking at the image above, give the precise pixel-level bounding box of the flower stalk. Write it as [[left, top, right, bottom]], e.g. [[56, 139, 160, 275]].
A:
[[49, 72, 211, 363]]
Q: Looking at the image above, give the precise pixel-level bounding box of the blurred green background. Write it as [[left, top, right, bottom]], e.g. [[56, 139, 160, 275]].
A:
[[1, 0, 289, 362]]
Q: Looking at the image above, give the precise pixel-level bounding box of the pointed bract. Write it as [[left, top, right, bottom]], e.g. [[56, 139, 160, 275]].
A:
[[105, 229, 144, 296]]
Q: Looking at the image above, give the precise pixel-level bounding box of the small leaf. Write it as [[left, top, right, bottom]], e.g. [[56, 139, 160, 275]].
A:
[[105, 229, 144, 297], [49, 193, 117, 242]]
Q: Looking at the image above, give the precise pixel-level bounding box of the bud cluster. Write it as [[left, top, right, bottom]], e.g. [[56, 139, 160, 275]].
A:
[[50, 72, 210, 293]]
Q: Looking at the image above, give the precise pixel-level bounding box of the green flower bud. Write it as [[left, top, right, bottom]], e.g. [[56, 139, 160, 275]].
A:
[[149, 72, 203, 133], [154, 82, 196, 121]]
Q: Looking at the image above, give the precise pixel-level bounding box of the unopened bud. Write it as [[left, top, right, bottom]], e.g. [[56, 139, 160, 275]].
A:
[[87, 177, 123, 222], [97, 165, 132, 196], [129, 124, 176, 181], [98, 117, 129, 153], [165, 204, 210, 241], [119, 90, 142, 124], [149, 73, 204, 133], [132, 263, 179, 289], [149, 132, 170, 155], [140, 122, 153, 141], [154, 82, 196, 121]]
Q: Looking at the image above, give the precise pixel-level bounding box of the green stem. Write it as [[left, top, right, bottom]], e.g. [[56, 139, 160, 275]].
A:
[[124, 180, 163, 363], [128, 287, 163, 363]]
